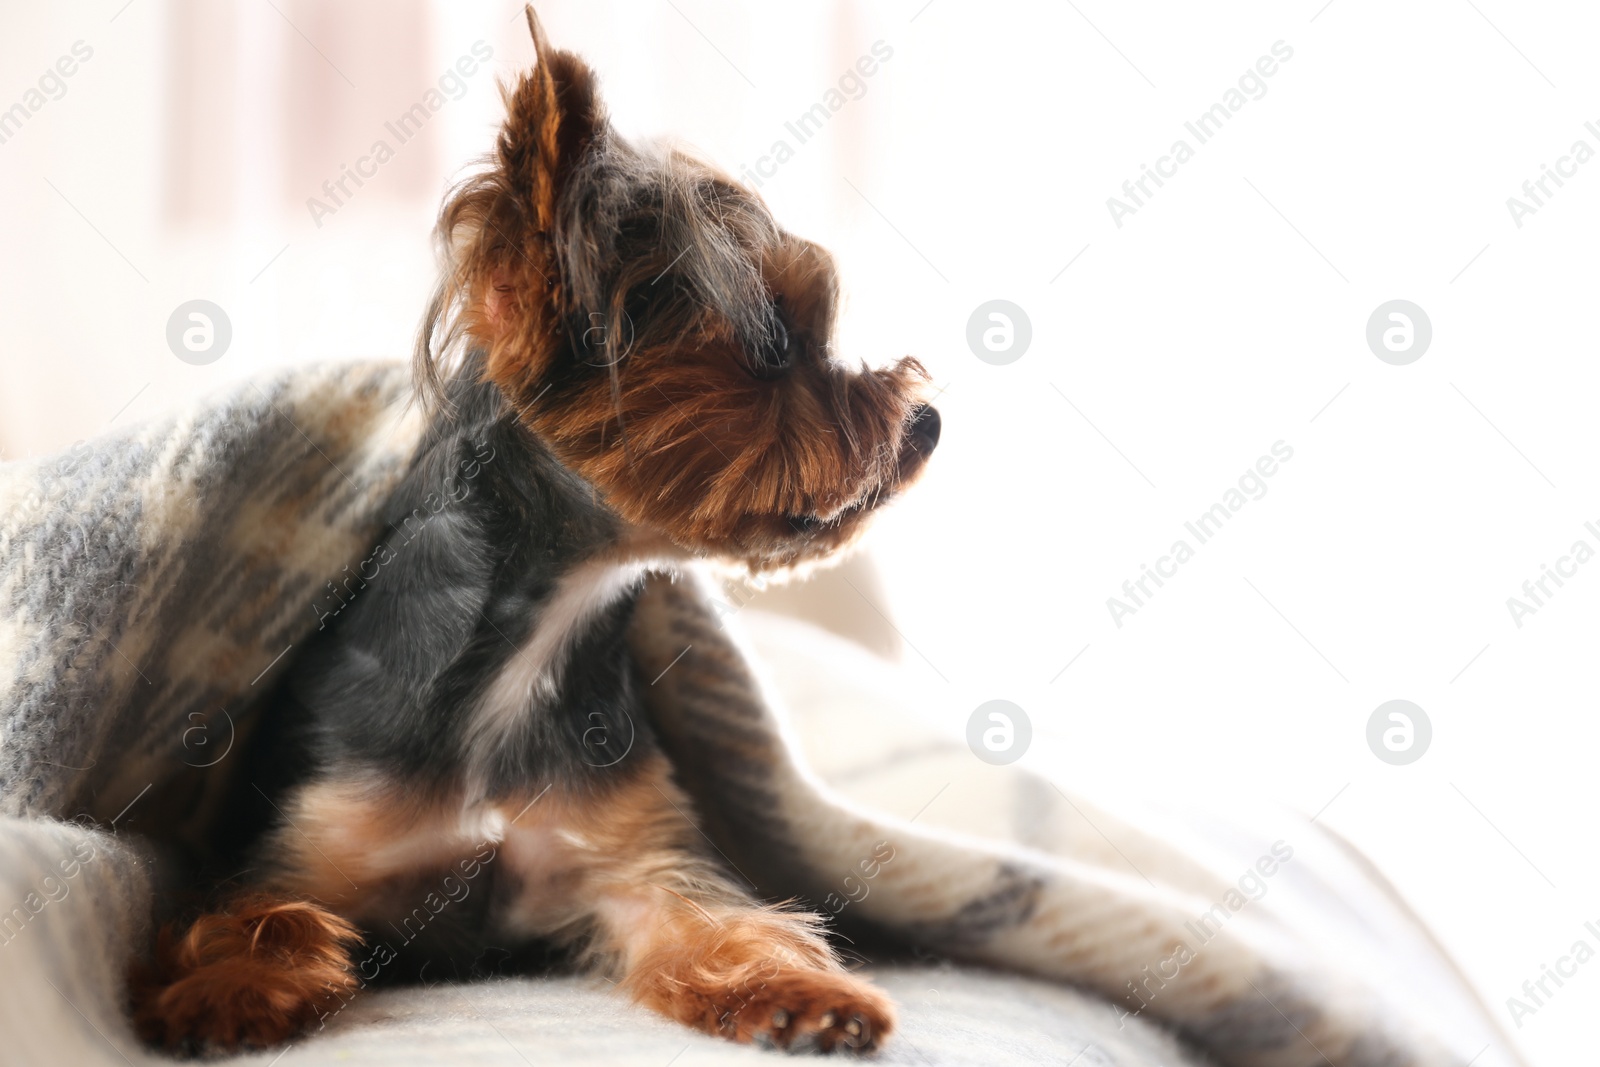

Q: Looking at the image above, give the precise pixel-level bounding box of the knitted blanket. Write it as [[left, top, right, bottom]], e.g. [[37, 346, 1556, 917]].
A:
[[0, 363, 1521, 1067]]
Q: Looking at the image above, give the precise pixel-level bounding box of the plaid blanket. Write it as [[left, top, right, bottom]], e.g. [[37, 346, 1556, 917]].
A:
[[0, 363, 1519, 1067]]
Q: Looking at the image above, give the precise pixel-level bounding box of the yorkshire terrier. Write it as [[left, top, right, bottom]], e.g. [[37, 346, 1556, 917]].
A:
[[134, 7, 933, 1055]]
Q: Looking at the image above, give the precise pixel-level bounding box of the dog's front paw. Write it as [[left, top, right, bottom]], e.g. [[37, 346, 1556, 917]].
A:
[[642, 959, 895, 1053], [132, 894, 361, 1052], [714, 967, 895, 1052], [620, 901, 896, 1052]]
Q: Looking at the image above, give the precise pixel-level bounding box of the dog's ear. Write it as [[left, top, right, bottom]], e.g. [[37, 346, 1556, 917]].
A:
[[420, 7, 610, 407], [499, 6, 607, 233]]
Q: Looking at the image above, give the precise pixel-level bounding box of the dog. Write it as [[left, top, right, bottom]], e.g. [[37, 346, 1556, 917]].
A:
[[133, 7, 930, 1055], [130, 10, 1485, 1067]]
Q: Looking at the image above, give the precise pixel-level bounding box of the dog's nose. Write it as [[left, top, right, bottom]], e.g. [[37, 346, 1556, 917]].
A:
[[908, 403, 940, 452]]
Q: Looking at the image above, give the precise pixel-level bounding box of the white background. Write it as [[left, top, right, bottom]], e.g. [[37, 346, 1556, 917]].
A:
[[2, 2, 1596, 1063]]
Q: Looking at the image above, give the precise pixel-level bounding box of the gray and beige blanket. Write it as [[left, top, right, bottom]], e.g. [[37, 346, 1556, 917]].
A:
[[0, 363, 1522, 1066]]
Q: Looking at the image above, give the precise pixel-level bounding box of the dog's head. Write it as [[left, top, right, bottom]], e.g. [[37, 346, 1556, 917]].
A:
[[418, 7, 937, 572]]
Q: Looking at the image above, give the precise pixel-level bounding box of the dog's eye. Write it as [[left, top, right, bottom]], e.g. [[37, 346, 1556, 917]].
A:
[[749, 316, 792, 380]]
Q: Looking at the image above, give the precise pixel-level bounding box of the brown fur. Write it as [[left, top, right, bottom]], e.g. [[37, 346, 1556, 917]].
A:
[[416, 8, 933, 571], [619, 902, 893, 1050], [133, 894, 361, 1051]]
